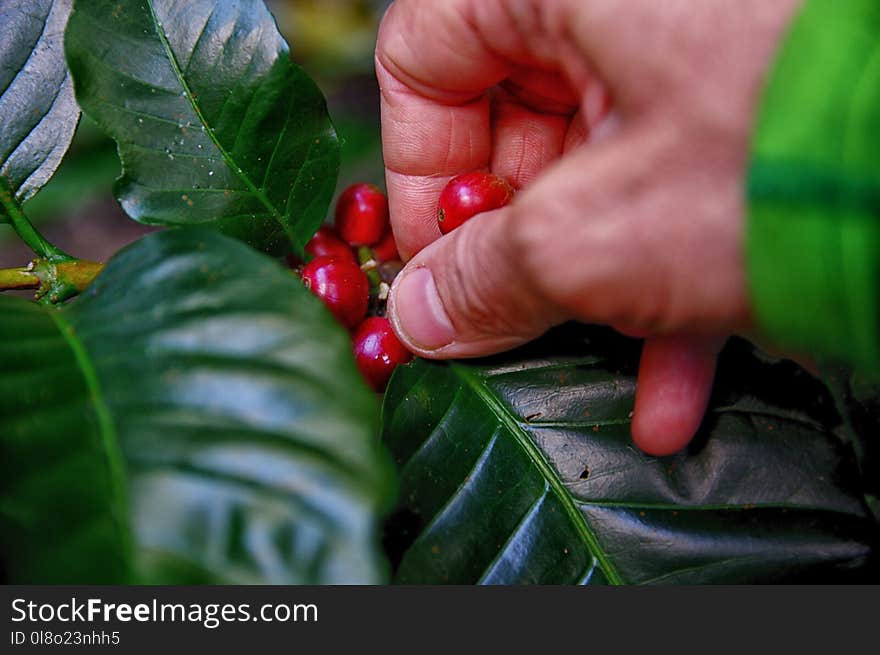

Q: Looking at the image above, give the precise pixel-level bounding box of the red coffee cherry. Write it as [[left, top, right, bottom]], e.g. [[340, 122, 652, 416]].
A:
[[437, 172, 514, 234], [335, 183, 390, 246], [372, 229, 400, 263], [301, 255, 369, 329], [352, 317, 413, 392], [306, 225, 356, 263]]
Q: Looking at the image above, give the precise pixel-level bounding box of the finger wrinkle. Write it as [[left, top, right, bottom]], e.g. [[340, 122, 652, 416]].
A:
[[490, 99, 568, 186], [376, 50, 491, 106], [376, 1, 509, 100], [381, 87, 491, 175]]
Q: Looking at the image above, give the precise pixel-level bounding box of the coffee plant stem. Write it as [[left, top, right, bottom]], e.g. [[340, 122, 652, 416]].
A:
[[0, 266, 40, 291], [32, 259, 105, 303], [0, 259, 104, 302], [0, 179, 73, 263]]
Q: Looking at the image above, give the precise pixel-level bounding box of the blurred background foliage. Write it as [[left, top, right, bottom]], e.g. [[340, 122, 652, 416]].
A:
[[0, 0, 392, 267]]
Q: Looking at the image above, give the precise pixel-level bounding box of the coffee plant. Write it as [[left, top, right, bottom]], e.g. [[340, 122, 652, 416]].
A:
[[0, 0, 876, 584]]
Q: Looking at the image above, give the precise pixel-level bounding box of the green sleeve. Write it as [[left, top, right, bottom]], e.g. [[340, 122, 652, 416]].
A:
[[747, 0, 880, 370]]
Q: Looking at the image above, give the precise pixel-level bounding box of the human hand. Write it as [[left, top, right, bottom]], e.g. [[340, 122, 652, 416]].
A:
[[376, 0, 800, 454]]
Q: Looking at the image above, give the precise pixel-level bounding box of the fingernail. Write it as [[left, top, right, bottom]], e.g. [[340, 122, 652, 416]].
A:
[[391, 267, 455, 351]]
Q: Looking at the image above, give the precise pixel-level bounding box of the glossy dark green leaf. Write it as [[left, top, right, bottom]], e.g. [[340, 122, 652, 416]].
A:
[[382, 327, 878, 584], [1, 229, 391, 584], [0, 299, 132, 583], [821, 363, 880, 522], [0, 0, 80, 223], [64, 0, 340, 254]]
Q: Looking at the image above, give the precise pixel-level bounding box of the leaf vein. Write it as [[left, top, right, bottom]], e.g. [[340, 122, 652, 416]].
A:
[[144, 0, 291, 242], [451, 363, 625, 585], [2, 69, 67, 183], [0, 1, 52, 99], [45, 309, 132, 569], [182, 2, 218, 76], [476, 485, 550, 583]]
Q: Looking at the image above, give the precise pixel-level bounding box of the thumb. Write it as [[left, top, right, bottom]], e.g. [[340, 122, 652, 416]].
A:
[[387, 126, 653, 359], [387, 123, 657, 359], [387, 204, 565, 359]]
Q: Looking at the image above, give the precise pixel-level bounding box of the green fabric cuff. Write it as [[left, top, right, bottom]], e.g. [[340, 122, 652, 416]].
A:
[[747, 0, 880, 370]]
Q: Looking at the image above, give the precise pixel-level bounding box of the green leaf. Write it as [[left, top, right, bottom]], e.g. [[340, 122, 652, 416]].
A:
[[1, 229, 392, 584], [64, 0, 340, 254], [382, 327, 877, 584], [821, 363, 880, 522], [0, 0, 80, 223], [0, 299, 131, 583]]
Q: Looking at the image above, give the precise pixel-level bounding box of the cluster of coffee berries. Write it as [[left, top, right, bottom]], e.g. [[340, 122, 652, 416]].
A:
[[294, 173, 514, 392], [294, 183, 411, 392]]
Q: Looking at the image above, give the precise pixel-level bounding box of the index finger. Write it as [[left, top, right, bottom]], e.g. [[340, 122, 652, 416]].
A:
[[376, 0, 511, 259]]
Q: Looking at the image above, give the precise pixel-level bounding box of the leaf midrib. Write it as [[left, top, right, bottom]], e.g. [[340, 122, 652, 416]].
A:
[[143, 0, 294, 244], [46, 308, 133, 570], [451, 363, 624, 585]]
